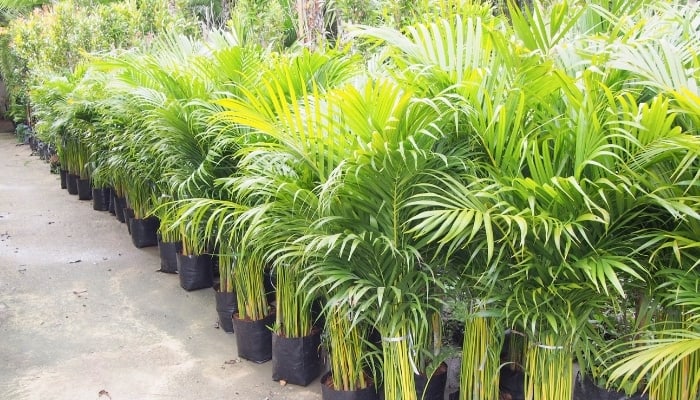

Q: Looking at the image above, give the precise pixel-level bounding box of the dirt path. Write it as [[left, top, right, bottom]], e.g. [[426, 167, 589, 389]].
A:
[[0, 130, 322, 400]]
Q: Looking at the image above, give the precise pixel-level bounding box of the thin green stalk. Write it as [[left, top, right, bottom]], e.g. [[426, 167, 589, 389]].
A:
[[327, 304, 368, 391], [219, 244, 234, 293], [275, 263, 313, 337], [234, 247, 269, 321], [460, 314, 501, 400], [124, 178, 154, 219], [649, 311, 700, 400], [77, 139, 90, 179], [380, 323, 417, 400], [62, 138, 80, 174], [524, 333, 573, 400]]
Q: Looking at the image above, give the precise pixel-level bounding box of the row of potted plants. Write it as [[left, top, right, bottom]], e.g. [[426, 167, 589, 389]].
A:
[[20, 1, 700, 400]]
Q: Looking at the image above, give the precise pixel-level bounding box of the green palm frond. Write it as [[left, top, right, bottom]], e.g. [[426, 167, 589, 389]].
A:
[[353, 14, 508, 98], [607, 328, 700, 399], [508, 0, 586, 54]]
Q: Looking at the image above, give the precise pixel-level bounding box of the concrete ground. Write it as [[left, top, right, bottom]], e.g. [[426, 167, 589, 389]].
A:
[[0, 128, 322, 400]]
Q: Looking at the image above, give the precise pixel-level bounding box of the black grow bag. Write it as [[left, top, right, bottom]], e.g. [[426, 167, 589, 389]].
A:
[[92, 188, 110, 211], [108, 188, 116, 215], [320, 372, 380, 400], [214, 284, 238, 333], [500, 366, 525, 400], [114, 196, 126, 223], [176, 253, 214, 291], [574, 374, 648, 400], [272, 329, 322, 386], [67, 173, 79, 195], [59, 169, 68, 189], [233, 312, 274, 363], [124, 208, 135, 234], [130, 217, 159, 248], [77, 178, 92, 200], [414, 363, 447, 400], [158, 239, 182, 273]]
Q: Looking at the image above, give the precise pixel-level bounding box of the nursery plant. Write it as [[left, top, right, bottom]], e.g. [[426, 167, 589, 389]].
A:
[[285, 77, 456, 399], [165, 46, 365, 367], [12, 0, 700, 399], [98, 32, 260, 250], [356, 9, 524, 399], [404, 2, 700, 399]]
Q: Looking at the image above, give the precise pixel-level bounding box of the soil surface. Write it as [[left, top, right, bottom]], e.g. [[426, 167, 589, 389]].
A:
[[0, 129, 322, 400]]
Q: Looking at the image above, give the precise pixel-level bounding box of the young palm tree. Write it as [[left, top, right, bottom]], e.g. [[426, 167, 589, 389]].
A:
[[98, 32, 261, 251], [165, 46, 362, 322], [397, 2, 699, 400], [288, 77, 455, 399], [357, 10, 527, 400]]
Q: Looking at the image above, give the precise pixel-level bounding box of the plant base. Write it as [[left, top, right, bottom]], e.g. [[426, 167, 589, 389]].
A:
[[158, 239, 182, 273], [114, 196, 126, 223], [108, 188, 116, 215], [233, 312, 274, 363], [59, 169, 68, 189], [66, 174, 79, 195], [77, 178, 92, 200], [574, 373, 648, 400], [214, 284, 237, 333], [92, 188, 110, 211], [320, 372, 380, 400], [124, 208, 134, 234], [272, 329, 322, 386], [176, 253, 213, 291], [130, 217, 159, 248]]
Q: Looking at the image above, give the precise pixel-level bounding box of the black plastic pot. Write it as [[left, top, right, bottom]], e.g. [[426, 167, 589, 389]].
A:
[[176, 253, 214, 291], [233, 312, 275, 363], [29, 135, 38, 152], [320, 372, 380, 400], [59, 169, 68, 189], [500, 366, 525, 400], [77, 178, 92, 200], [114, 196, 126, 223], [40, 143, 48, 161], [92, 188, 110, 211], [574, 373, 648, 400], [272, 329, 322, 386], [124, 208, 135, 234], [67, 174, 79, 195], [414, 363, 447, 400], [130, 217, 159, 248], [158, 239, 182, 273], [108, 188, 116, 215], [214, 284, 238, 333]]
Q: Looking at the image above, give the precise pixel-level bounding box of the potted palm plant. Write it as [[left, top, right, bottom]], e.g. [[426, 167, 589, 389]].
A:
[[280, 75, 452, 400], [153, 199, 183, 273], [74, 134, 92, 201], [29, 75, 74, 190], [271, 261, 321, 385], [319, 302, 381, 400], [203, 46, 364, 368], [231, 245, 274, 362], [174, 217, 215, 291], [214, 244, 237, 333]]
